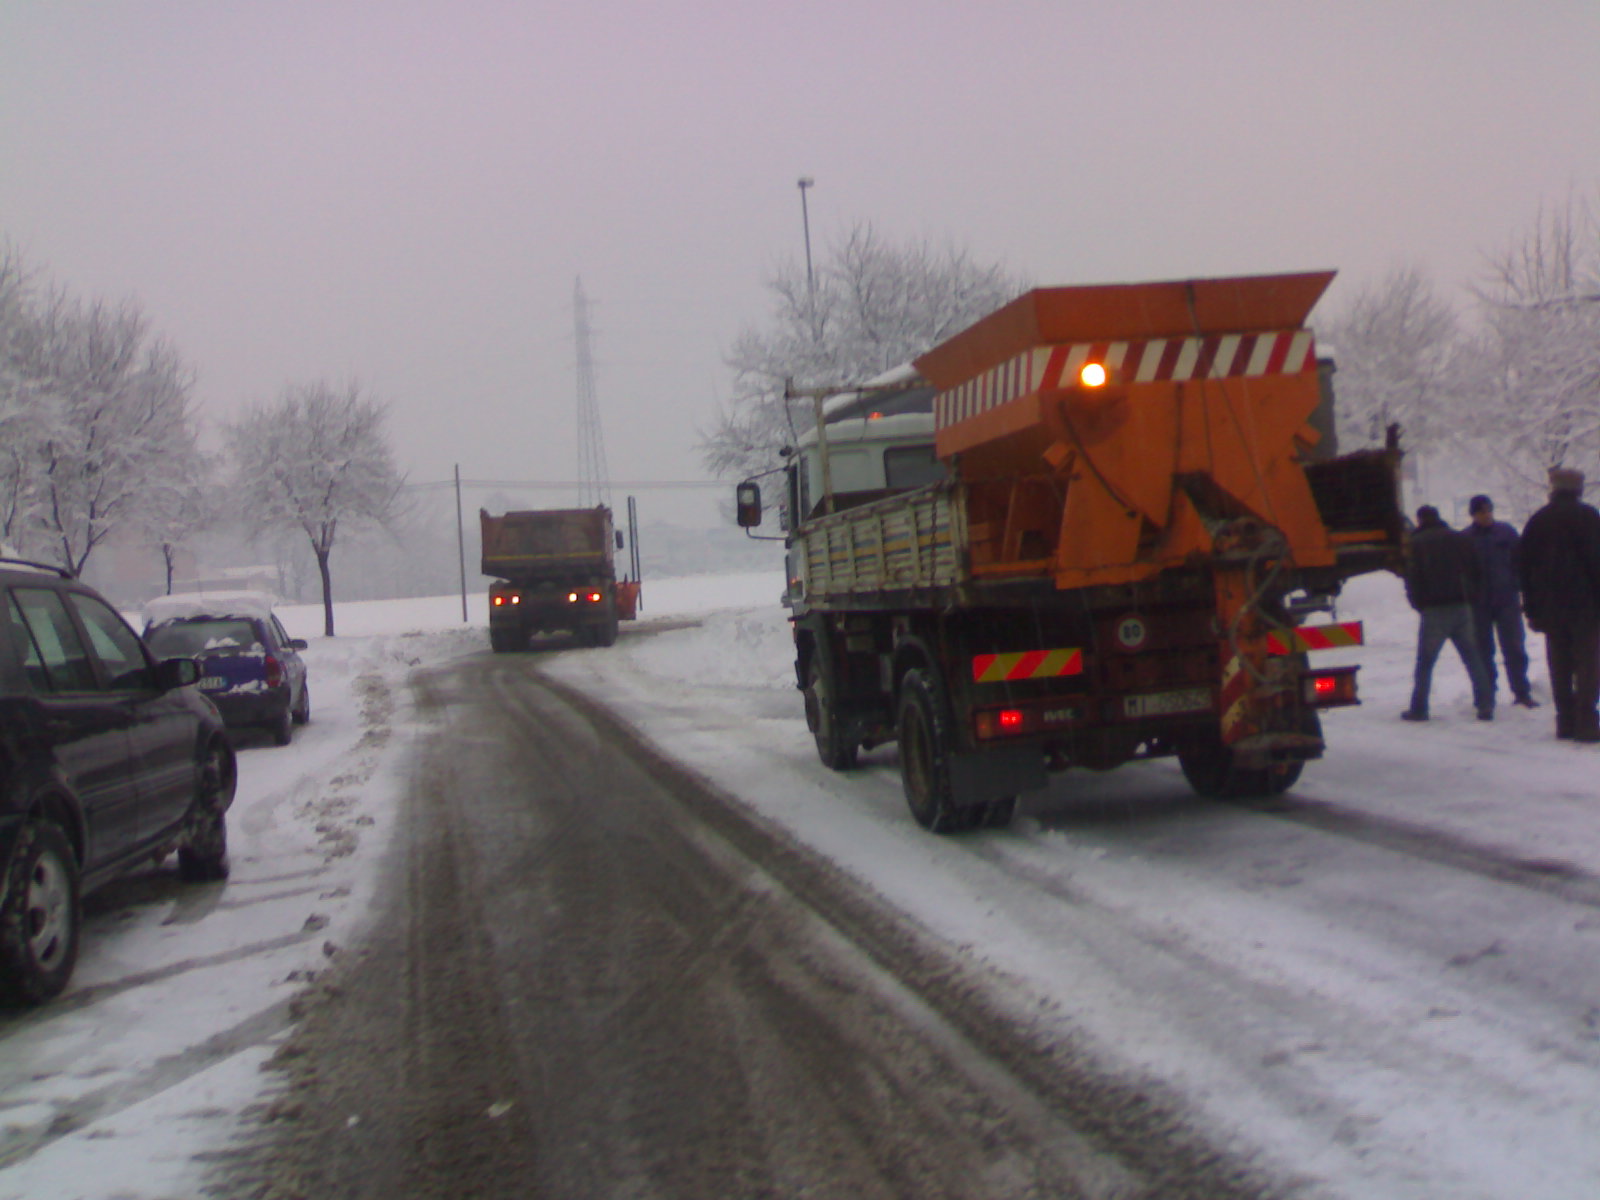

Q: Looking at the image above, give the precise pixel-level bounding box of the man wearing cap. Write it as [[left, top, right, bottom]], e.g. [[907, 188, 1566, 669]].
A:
[[1520, 468, 1600, 742], [1402, 505, 1494, 722], [1467, 494, 1538, 708]]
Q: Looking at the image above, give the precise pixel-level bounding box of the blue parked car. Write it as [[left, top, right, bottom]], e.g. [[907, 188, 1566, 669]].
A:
[[143, 592, 309, 746]]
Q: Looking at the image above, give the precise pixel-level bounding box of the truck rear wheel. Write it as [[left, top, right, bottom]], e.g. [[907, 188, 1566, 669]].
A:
[[489, 627, 517, 653], [805, 657, 857, 770], [594, 602, 619, 648], [1178, 713, 1316, 798], [897, 669, 976, 833]]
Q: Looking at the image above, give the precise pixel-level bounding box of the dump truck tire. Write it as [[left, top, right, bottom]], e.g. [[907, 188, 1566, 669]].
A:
[[1178, 714, 1315, 799], [897, 669, 978, 833], [805, 656, 857, 771]]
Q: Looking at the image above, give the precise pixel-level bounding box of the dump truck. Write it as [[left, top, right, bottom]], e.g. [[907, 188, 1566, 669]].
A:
[[736, 271, 1404, 833], [481, 505, 641, 651]]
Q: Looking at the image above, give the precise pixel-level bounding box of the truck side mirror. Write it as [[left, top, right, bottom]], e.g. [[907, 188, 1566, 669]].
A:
[[735, 482, 762, 528], [615, 530, 624, 550]]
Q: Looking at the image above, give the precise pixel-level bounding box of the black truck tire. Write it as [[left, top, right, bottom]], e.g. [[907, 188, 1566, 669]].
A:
[[594, 601, 619, 648], [489, 627, 518, 653], [0, 820, 81, 1006], [805, 656, 858, 771], [897, 668, 979, 833], [1178, 712, 1316, 799]]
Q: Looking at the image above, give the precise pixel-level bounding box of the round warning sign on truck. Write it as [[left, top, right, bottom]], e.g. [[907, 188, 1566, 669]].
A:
[[1115, 615, 1148, 650]]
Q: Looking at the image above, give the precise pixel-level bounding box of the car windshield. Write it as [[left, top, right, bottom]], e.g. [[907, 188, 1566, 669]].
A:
[[147, 617, 263, 657]]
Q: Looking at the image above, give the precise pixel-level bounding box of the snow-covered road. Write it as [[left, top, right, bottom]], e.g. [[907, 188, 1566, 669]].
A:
[[2, 569, 1597, 1199]]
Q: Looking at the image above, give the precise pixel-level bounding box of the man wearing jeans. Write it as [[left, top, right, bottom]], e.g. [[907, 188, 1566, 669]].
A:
[[1402, 505, 1494, 722], [1466, 494, 1538, 708], [1520, 468, 1600, 742]]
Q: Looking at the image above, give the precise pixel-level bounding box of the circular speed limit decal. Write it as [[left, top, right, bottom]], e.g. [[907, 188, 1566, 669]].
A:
[[1115, 615, 1148, 650]]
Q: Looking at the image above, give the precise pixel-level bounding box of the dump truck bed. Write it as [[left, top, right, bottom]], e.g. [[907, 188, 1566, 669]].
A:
[[480, 508, 613, 578]]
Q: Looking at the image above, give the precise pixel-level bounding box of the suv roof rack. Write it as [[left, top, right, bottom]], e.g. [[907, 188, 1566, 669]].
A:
[[0, 556, 76, 580]]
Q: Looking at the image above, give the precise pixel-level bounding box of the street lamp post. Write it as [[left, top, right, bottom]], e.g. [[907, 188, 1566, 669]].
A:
[[797, 176, 815, 308]]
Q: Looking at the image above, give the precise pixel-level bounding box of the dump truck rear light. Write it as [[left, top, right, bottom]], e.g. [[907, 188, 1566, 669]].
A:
[[976, 709, 1026, 739], [1304, 666, 1359, 707]]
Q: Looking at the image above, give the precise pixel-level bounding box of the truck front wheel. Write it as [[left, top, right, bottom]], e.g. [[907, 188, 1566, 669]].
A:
[[897, 669, 973, 833], [805, 657, 857, 770]]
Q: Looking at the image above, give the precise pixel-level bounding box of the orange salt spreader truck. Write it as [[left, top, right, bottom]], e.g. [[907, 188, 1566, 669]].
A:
[[736, 271, 1405, 833]]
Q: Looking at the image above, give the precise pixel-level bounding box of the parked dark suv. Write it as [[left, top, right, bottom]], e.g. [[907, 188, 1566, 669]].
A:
[[0, 559, 236, 1006]]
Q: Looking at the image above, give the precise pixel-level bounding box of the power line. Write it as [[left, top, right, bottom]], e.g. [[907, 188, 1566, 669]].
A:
[[403, 478, 724, 492]]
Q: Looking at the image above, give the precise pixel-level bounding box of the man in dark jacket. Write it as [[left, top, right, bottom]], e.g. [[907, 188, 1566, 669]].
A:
[[1467, 494, 1537, 708], [1402, 505, 1493, 722], [1519, 468, 1600, 742]]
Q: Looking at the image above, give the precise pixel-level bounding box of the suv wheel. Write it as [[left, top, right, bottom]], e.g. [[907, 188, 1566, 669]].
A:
[[0, 821, 82, 1006]]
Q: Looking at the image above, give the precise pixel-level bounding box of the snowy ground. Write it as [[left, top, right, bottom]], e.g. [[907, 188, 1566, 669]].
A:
[[2, 567, 1597, 1198]]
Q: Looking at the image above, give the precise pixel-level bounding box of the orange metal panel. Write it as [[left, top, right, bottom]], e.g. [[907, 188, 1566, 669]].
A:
[[916, 271, 1333, 391]]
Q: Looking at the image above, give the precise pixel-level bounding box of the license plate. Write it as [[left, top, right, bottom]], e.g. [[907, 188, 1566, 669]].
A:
[[199, 676, 227, 690], [1124, 687, 1211, 718]]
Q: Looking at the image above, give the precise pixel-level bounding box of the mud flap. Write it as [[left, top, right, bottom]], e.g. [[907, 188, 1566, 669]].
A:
[[948, 747, 1047, 807]]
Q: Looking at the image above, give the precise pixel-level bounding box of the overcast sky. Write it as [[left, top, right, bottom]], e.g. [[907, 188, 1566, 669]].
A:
[[3, 0, 1597, 527]]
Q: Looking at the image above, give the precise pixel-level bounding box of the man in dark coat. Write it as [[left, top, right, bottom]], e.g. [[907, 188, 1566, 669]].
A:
[[1467, 494, 1537, 708], [1519, 468, 1600, 742], [1402, 505, 1493, 722]]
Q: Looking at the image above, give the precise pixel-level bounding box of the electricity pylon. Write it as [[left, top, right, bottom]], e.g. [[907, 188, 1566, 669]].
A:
[[573, 276, 612, 509]]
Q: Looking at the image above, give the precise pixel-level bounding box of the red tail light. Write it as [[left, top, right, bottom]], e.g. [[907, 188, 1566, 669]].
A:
[[264, 655, 283, 688], [1303, 667, 1358, 707]]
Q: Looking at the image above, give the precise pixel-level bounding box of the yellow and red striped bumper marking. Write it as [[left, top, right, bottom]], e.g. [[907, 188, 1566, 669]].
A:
[[972, 648, 1084, 684], [1266, 621, 1364, 654]]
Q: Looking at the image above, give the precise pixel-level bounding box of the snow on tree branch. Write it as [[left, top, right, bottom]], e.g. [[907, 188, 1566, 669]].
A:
[[702, 224, 1025, 480], [224, 380, 403, 635]]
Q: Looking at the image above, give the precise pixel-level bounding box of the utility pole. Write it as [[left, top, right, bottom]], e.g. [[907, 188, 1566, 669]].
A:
[[573, 277, 611, 509]]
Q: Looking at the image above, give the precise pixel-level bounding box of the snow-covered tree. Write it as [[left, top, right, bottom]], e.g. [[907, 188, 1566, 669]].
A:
[[701, 224, 1024, 479], [1321, 265, 1460, 455], [6, 287, 197, 574], [1463, 198, 1600, 507], [224, 381, 402, 635], [139, 449, 216, 595]]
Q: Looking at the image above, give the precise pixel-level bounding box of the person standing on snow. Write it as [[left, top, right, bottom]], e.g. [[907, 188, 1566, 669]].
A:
[[1519, 468, 1600, 742], [1466, 494, 1538, 708], [1401, 505, 1494, 722]]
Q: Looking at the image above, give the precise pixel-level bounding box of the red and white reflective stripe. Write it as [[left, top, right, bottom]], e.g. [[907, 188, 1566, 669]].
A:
[[972, 647, 1084, 683], [1266, 621, 1364, 654], [1218, 652, 1252, 744], [934, 330, 1316, 430]]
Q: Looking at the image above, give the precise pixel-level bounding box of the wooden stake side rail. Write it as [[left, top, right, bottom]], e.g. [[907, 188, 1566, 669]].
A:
[[802, 484, 969, 600]]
